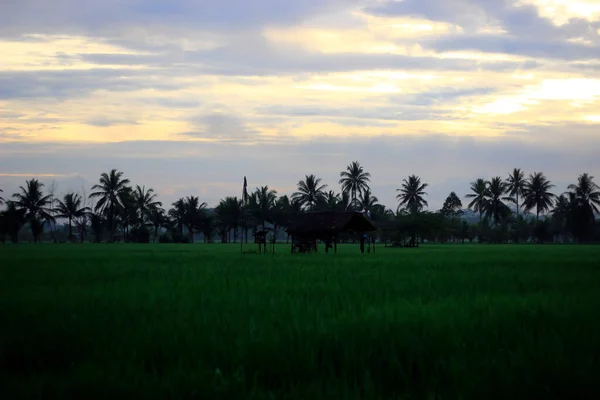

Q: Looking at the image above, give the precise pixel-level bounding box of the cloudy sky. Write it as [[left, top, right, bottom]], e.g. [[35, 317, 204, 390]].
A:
[[1, 0, 599, 210]]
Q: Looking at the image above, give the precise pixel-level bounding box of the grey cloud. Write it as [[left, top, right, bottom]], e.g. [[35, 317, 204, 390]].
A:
[[85, 116, 139, 127], [366, 0, 600, 60], [0, 69, 180, 100], [181, 111, 260, 141]]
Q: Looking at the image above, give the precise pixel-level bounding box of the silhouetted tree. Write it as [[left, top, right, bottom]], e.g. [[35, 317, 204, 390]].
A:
[[358, 188, 379, 214], [522, 172, 556, 223], [255, 186, 277, 231], [568, 173, 600, 214], [484, 177, 511, 227], [506, 168, 526, 219], [441, 192, 463, 218], [293, 174, 327, 211], [12, 179, 55, 242], [54, 193, 91, 240], [90, 169, 131, 239], [0, 202, 26, 243], [396, 175, 428, 214], [182, 196, 207, 243], [339, 161, 371, 209], [465, 178, 489, 226], [133, 185, 162, 225]]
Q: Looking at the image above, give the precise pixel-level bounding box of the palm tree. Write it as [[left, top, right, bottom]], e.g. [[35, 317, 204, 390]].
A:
[[0, 188, 4, 206], [168, 198, 186, 239], [339, 161, 371, 209], [358, 188, 379, 214], [54, 193, 91, 240], [522, 172, 556, 222], [396, 175, 428, 214], [147, 207, 168, 243], [133, 185, 162, 224], [506, 168, 525, 218], [255, 186, 277, 231], [484, 177, 512, 227], [182, 196, 207, 243], [567, 173, 600, 214], [465, 178, 489, 225], [12, 179, 55, 242], [215, 197, 242, 242], [337, 191, 352, 211], [89, 169, 131, 238], [292, 174, 328, 211]]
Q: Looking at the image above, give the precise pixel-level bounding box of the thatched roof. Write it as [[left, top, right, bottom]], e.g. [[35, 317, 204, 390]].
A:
[[286, 211, 377, 236]]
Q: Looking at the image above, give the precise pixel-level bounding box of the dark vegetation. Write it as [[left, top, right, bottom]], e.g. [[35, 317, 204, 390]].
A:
[[1, 164, 599, 244], [1, 244, 600, 399]]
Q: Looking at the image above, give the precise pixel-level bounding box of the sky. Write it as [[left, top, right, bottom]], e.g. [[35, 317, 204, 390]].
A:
[[1, 0, 600, 211]]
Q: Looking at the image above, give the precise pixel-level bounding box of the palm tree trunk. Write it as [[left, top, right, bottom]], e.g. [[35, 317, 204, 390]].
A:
[[68, 217, 72, 240]]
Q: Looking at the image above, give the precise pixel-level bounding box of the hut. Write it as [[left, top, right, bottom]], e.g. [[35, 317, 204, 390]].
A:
[[286, 211, 377, 254]]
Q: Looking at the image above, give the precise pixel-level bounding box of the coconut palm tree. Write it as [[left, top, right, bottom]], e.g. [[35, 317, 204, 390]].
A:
[[215, 196, 242, 242], [522, 172, 556, 222], [339, 161, 371, 209], [506, 168, 525, 218], [567, 173, 600, 214], [12, 179, 55, 242], [484, 177, 512, 227], [54, 193, 91, 240], [89, 169, 131, 237], [396, 175, 428, 214], [168, 198, 186, 238], [182, 196, 207, 243], [147, 207, 168, 243], [133, 185, 162, 224], [292, 174, 328, 211], [358, 188, 379, 214], [465, 178, 489, 225], [255, 186, 277, 231]]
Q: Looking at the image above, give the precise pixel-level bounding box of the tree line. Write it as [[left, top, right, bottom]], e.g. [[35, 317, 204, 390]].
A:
[[1, 163, 599, 244]]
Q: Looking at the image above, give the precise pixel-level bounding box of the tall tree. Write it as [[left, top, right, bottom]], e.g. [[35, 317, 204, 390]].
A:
[[148, 207, 168, 243], [215, 197, 242, 242], [89, 169, 131, 238], [522, 172, 556, 222], [485, 177, 512, 226], [465, 178, 489, 225], [396, 175, 428, 214], [133, 185, 162, 224], [12, 179, 55, 242], [0, 201, 26, 243], [567, 173, 600, 214], [168, 198, 186, 239], [54, 193, 91, 240], [292, 174, 328, 211], [339, 161, 371, 209], [506, 168, 525, 219]]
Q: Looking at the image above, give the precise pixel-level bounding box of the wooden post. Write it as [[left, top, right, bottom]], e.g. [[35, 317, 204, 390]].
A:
[[334, 236, 338, 253]]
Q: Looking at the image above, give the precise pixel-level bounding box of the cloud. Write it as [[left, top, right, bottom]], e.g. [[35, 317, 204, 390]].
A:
[[181, 111, 261, 142], [85, 116, 139, 127]]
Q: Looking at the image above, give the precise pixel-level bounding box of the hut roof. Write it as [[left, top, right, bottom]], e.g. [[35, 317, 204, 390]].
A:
[[286, 211, 377, 236]]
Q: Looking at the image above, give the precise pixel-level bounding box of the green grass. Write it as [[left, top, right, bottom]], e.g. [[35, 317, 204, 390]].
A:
[[1, 243, 600, 399]]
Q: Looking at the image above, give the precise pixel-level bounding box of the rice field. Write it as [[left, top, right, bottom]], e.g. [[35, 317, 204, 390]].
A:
[[1, 243, 600, 399]]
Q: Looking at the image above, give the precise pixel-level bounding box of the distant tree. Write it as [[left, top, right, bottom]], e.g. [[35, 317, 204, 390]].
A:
[[465, 178, 489, 226], [168, 198, 186, 239], [0, 202, 26, 243], [506, 168, 526, 219], [293, 174, 328, 211], [255, 186, 277, 231], [90, 169, 131, 238], [147, 207, 168, 243], [215, 197, 242, 242], [484, 177, 512, 227], [90, 212, 105, 243], [337, 191, 352, 212], [182, 196, 207, 243], [54, 193, 91, 240], [133, 185, 162, 224], [396, 175, 428, 214], [358, 188, 379, 214], [522, 172, 556, 222], [12, 179, 55, 242], [339, 161, 371, 209], [441, 191, 463, 218], [567, 173, 600, 214]]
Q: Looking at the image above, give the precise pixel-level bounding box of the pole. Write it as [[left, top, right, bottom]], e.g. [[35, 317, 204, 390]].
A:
[[241, 176, 247, 254]]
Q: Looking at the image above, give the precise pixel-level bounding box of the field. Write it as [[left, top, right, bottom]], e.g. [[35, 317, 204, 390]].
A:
[[1, 244, 600, 399]]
